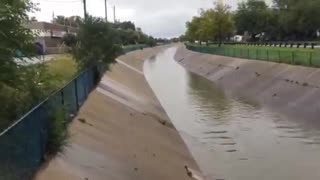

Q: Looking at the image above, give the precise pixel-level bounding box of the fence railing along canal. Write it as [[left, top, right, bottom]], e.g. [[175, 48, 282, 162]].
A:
[[0, 45, 147, 180], [0, 64, 102, 180], [186, 44, 320, 67]]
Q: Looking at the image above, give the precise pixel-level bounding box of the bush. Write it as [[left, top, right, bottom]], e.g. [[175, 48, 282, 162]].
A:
[[72, 16, 122, 70], [62, 33, 77, 47], [47, 108, 69, 155]]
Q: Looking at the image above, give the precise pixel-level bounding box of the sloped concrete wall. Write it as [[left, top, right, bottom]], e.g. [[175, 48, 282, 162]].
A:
[[175, 45, 320, 127]]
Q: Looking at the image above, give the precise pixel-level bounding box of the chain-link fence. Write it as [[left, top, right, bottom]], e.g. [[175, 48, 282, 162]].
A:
[[0, 45, 146, 180], [186, 44, 320, 68], [0, 65, 102, 180], [122, 44, 147, 54]]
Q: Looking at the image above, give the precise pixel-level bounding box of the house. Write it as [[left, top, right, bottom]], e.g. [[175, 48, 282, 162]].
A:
[[24, 22, 78, 54]]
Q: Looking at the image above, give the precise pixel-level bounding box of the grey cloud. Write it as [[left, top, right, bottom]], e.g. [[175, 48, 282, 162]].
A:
[[107, 0, 214, 38], [95, 0, 273, 38]]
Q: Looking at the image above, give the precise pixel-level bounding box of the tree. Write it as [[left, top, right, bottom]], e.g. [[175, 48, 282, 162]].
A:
[[113, 21, 136, 30], [234, 0, 270, 41], [273, 0, 320, 40], [62, 33, 77, 47], [53, 15, 82, 27], [213, 3, 234, 45], [185, 3, 234, 44], [232, 0, 320, 41], [0, 0, 37, 86], [72, 16, 122, 69], [145, 36, 156, 47], [53, 15, 66, 25], [185, 16, 204, 42], [0, 0, 53, 127], [30, 16, 37, 22], [65, 16, 82, 27], [118, 29, 139, 45]]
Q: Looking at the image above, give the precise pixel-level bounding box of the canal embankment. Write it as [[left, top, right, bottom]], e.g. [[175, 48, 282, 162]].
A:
[[144, 46, 320, 180], [34, 45, 199, 180], [175, 44, 320, 128]]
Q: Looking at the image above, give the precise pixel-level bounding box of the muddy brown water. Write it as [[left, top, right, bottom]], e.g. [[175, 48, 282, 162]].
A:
[[144, 47, 320, 180]]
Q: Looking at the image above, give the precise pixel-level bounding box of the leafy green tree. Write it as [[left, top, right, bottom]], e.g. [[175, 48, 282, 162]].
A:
[[234, 0, 270, 40], [72, 16, 122, 69], [185, 4, 234, 44], [53, 15, 82, 27], [213, 3, 234, 45], [146, 36, 156, 47], [118, 29, 139, 45], [113, 21, 136, 30], [62, 33, 77, 47], [53, 15, 67, 25], [0, 0, 37, 87], [68, 16, 82, 27], [185, 16, 203, 42], [274, 0, 320, 40], [0, 0, 63, 129], [30, 16, 37, 22]]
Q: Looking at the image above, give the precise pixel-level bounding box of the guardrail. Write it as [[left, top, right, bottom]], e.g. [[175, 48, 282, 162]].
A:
[[186, 44, 320, 68]]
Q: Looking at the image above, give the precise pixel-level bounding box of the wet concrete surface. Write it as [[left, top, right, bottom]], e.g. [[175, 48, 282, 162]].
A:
[[144, 47, 320, 180]]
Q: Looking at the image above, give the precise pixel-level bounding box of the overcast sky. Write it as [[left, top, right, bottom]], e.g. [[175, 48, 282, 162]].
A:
[[31, 0, 272, 38]]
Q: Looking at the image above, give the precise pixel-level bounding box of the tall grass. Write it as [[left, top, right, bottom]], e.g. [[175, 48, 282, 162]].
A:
[[47, 107, 69, 155]]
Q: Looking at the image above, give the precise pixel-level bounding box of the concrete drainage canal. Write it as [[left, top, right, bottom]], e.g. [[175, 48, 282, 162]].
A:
[[144, 47, 320, 180]]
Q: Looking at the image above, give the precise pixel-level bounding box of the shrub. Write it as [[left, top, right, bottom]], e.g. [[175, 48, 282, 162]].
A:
[[47, 108, 69, 155]]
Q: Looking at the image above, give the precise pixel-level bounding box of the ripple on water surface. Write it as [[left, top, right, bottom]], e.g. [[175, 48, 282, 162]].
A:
[[144, 47, 320, 180]]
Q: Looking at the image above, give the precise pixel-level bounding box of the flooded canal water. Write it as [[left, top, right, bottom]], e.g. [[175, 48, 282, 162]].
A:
[[144, 47, 320, 180]]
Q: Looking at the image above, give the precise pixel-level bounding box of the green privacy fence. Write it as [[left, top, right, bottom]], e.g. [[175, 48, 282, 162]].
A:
[[186, 44, 320, 68], [0, 65, 102, 180]]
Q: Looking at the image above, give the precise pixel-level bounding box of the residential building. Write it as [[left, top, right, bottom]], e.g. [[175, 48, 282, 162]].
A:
[[24, 21, 78, 54]]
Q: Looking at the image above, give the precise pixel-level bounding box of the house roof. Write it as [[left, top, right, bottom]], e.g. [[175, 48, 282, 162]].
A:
[[24, 21, 78, 33]]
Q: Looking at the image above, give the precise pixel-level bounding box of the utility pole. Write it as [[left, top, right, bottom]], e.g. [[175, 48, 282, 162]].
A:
[[113, 5, 116, 23], [104, 0, 108, 22], [52, 11, 55, 23], [83, 0, 87, 19]]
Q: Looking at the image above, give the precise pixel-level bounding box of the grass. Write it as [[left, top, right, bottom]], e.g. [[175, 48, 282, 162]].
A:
[[47, 107, 69, 155], [123, 44, 146, 53], [46, 55, 77, 154], [46, 54, 78, 88], [187, 43, 320, 67]]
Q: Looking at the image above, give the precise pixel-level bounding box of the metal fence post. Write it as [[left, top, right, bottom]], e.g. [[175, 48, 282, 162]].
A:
[[309, 52, 313, 66], [83, 72, 87, 98], [61, 91, 64, 105], [247, 49, 250, 59], [256, 49, 258, 59], [74, 78, 79, 110], [292, 52, 295, 64], [278, 50, 281, 63], [267, 50, 269, 61]]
